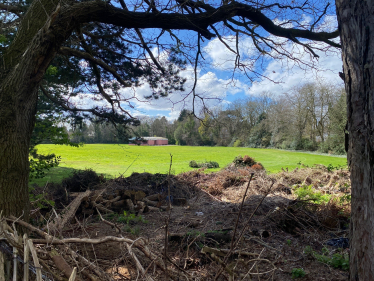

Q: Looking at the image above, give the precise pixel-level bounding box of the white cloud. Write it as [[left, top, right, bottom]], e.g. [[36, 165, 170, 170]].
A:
[[203, 36, 256, 70], [246, 41, 343, 96], [119, 65, 246, 119]]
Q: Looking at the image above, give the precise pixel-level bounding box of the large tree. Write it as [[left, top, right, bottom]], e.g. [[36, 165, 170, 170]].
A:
[[335, 0, 374, 279]]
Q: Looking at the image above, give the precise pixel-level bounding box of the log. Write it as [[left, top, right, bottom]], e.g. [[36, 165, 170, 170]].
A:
[[49, 249, 75, 279], [27, 240, 42, 281], [145, 194, 160, 201], [143, 198, 158, 207], [49, 190, 92, 232]]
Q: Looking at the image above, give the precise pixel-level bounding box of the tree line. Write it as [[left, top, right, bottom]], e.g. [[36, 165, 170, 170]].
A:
[[68, 82, 346, 155]]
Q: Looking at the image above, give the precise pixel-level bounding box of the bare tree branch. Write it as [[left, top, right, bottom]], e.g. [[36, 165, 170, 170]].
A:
[[0, 3, 24, 16]]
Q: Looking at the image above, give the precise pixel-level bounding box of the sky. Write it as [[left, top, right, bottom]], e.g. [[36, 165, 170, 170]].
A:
[[70, 4, 344, 121]]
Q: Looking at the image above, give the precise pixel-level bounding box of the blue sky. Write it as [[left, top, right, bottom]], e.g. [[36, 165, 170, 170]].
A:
[[71, 3, 343, 121]]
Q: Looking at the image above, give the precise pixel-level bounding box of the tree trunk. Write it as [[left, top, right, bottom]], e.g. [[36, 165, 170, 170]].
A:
[[0, 86, 37, 217], [0, 0, 62, 217], [336, 0, 374, 280]]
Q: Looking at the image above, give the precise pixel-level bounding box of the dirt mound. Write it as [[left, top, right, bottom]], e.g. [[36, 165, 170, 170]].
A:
[[27, 165, 350, 281]]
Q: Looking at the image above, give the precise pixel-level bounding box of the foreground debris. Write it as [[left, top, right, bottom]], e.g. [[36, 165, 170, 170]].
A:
[[1, 165, 350, 280]]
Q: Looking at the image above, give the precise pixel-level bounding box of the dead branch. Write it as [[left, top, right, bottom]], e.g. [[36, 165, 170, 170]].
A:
[[125, 242, 155, 281], [49, 190, 92, 232], [49, 248, 76, 279]]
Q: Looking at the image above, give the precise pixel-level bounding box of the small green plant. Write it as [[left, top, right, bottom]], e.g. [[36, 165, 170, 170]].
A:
[[123, 225, 140, 235], [294, 184, 331, 204], [340, 194, 351, 204], [117, 211, 148, 224], [291, 268, 306, 279], [29, 186, 55, 209], [303, 246, 349, 271], [303, 246, 313, 255], [326, 163, 346, 172], [286, 239, 291, 245], [327, 163, 336, 172]]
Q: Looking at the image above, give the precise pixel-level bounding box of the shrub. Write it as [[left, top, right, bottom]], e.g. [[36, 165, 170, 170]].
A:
[[189, 160, 199, 168], [233, 139, 241, 147], [62, 169, 104, 192], [201, 161, 219, 168], [233, 155, 244, 166], [233, 155, 263, 169], [189, 160, 219, 169]]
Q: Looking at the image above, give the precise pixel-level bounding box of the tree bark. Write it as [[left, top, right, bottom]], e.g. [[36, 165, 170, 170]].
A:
[[336, 0, 374, 280], [0, 0, 62, 217]]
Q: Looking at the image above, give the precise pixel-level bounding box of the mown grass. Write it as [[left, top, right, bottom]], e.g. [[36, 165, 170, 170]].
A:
[[33, 144, 347, 185]]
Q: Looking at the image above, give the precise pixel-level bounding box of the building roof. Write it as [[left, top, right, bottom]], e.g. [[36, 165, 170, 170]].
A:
[[130, 137, 168, 141]]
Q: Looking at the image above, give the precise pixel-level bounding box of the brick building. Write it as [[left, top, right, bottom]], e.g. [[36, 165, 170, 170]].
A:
[[129, 137, 168, 146]]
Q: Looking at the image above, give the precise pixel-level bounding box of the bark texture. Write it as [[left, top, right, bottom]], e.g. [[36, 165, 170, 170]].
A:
[[0, 0, 62, 217], [336, 0, 374, 280]]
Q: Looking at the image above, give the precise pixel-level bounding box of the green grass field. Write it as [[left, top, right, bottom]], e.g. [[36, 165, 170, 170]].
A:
[[33, 144, 347, 185]]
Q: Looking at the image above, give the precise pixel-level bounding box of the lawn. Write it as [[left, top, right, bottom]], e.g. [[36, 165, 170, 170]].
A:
[[33, 144, 347, 185]]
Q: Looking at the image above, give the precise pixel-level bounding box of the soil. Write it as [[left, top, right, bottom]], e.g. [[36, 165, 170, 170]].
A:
[[33, 165, 351, 280]]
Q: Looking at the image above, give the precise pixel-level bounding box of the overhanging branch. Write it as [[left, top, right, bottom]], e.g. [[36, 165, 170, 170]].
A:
[[58, 1, 340, 46]]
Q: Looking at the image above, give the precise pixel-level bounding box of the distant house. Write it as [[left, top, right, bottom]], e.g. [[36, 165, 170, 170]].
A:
[[129, 137, 168, 146]]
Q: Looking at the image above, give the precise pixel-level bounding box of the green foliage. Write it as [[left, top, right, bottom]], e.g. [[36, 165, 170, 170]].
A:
[[123, 225, 140, 235], [325, 163, 346, 173], [233, 139, 241, 147], [291, 268, 306, 279], [29, 186, 55, 209], [0, 34, 6, 44], [29, 155, 61, 180], [294, 185, 331, 204], [189, 160, 219, 169], [340, 193, 351, 204], [117, 211, 148, 224], [286, 239, 291, 245], [45, 65, 58, 76], [189, 160, 199, 168], [304, 246, 349, 271], [247, 113, 272, 148]]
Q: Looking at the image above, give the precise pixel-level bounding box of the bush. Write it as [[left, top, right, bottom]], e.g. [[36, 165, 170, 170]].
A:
[[189, 160, 219, 169], [189, 160, 199, 168], [233, 139, 242, 147], [233, 155, 259, 168], [62, 169, 104, 192]]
